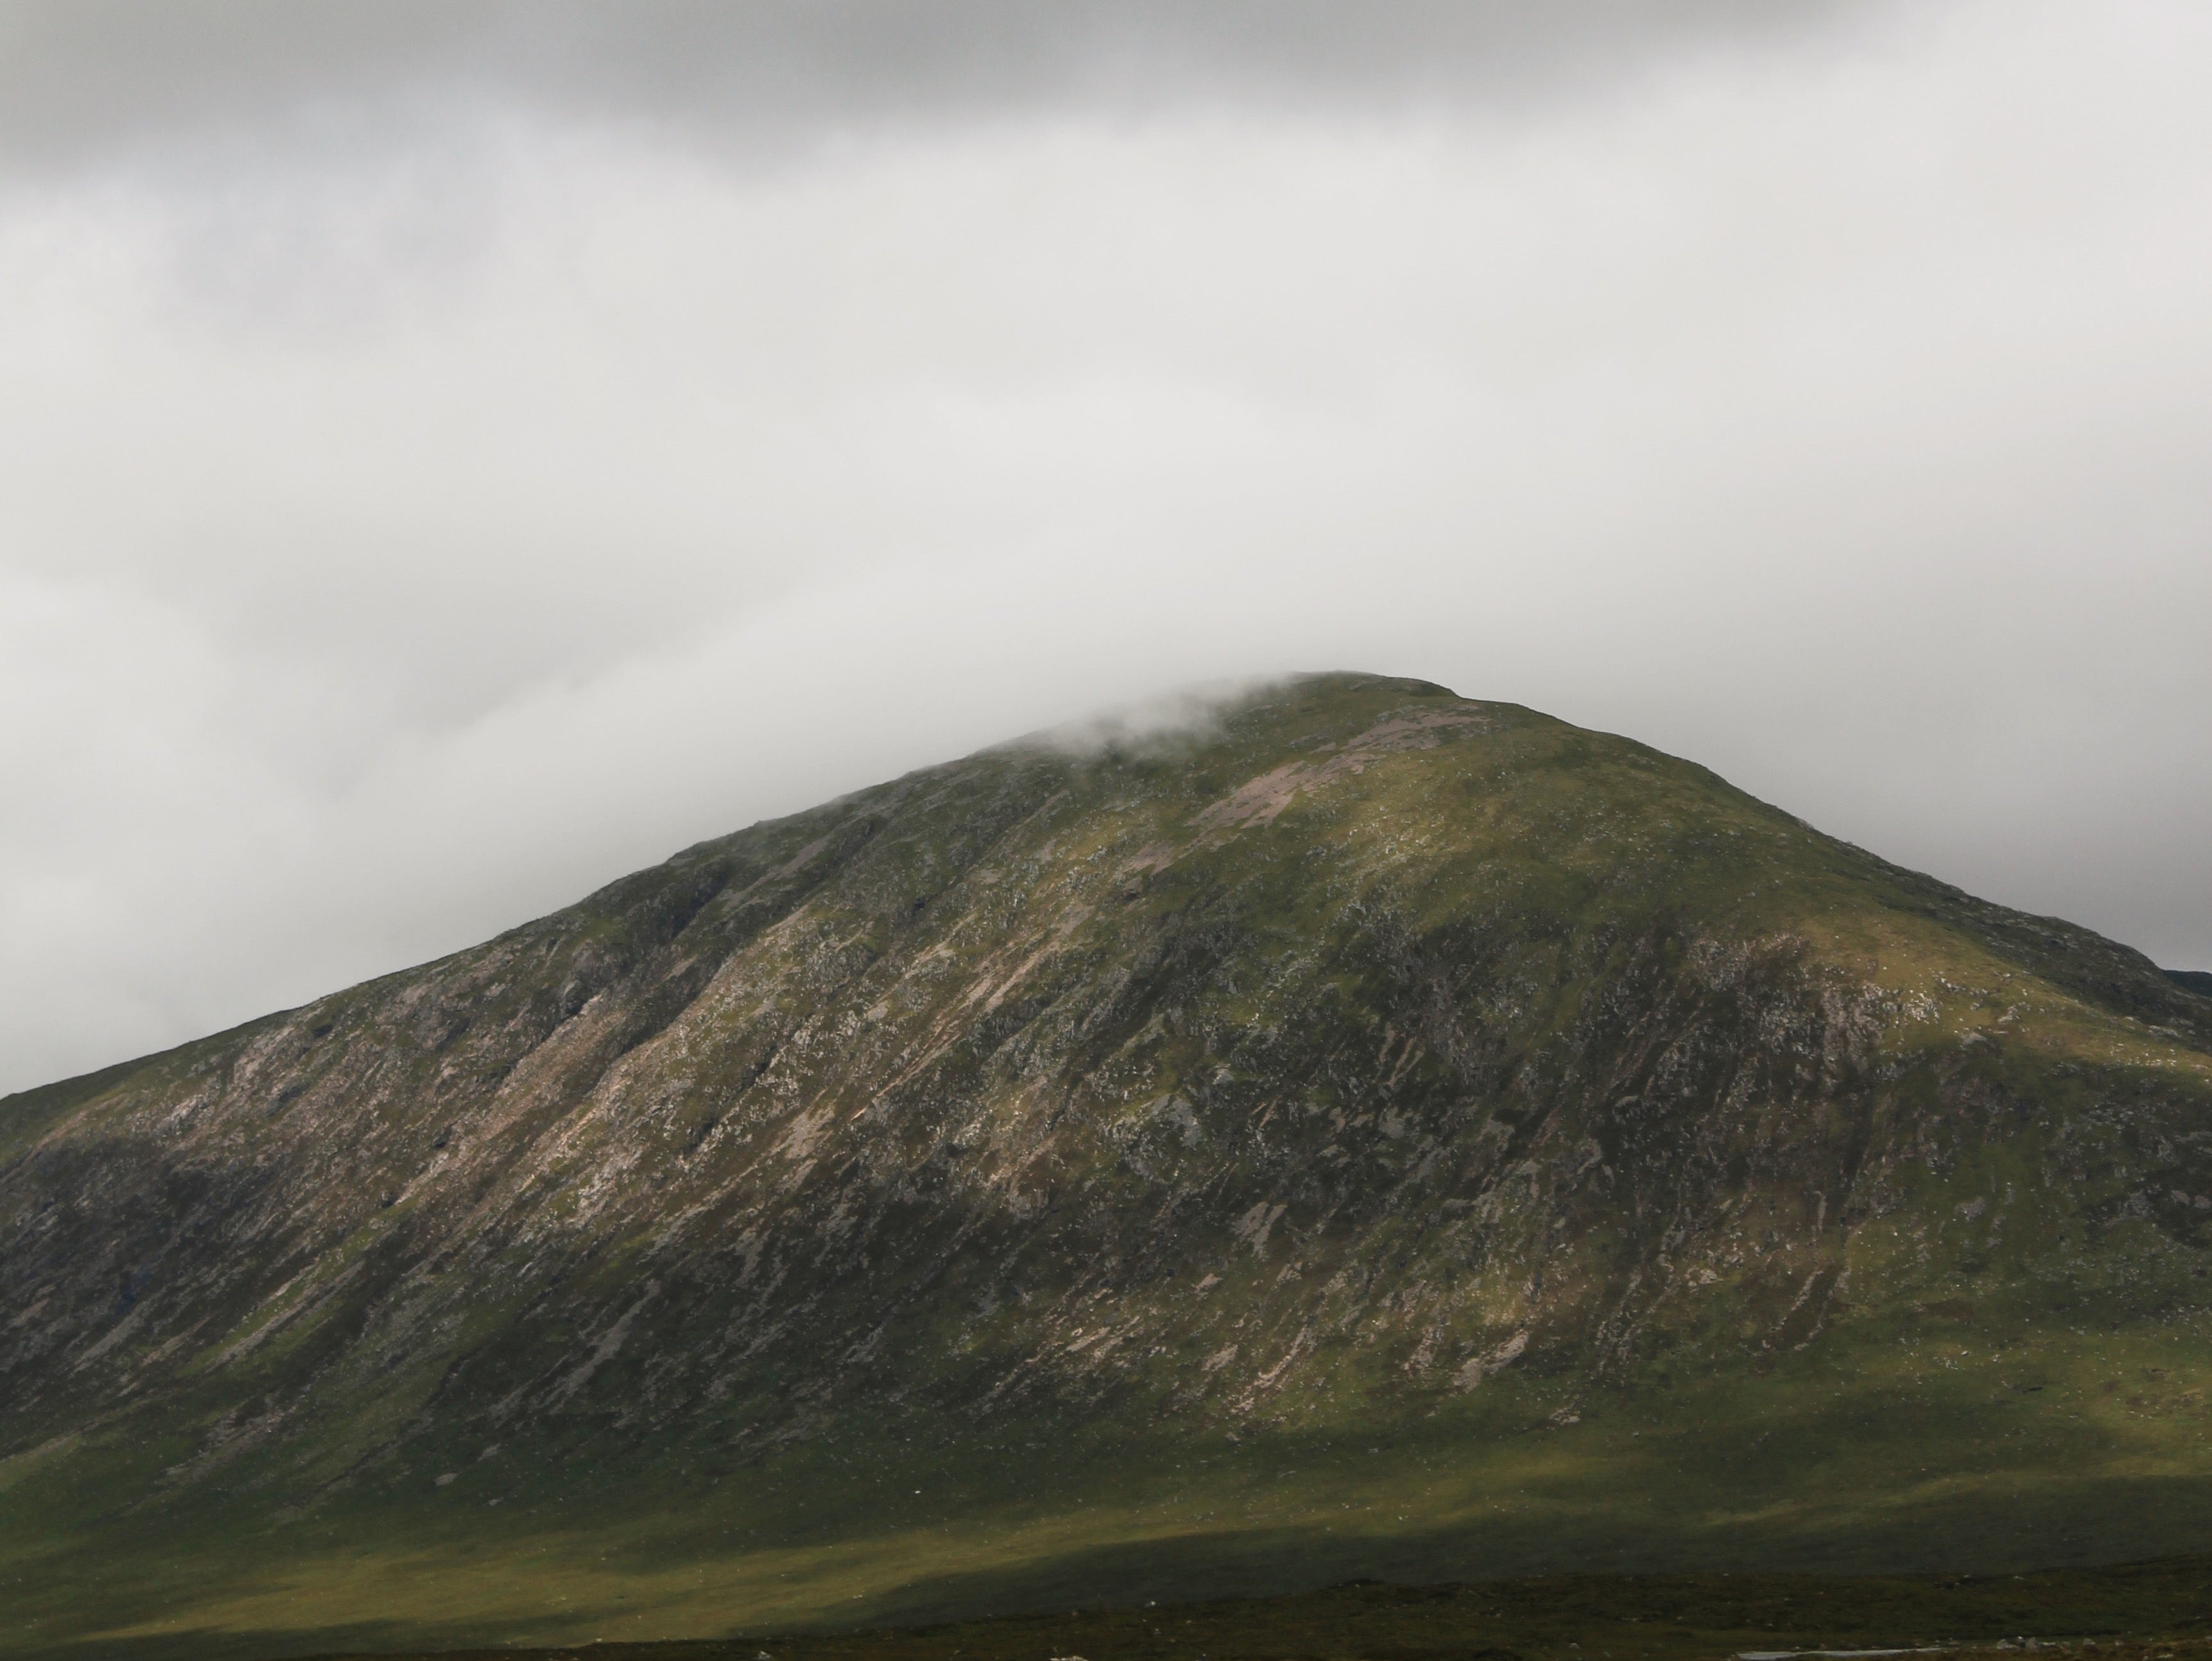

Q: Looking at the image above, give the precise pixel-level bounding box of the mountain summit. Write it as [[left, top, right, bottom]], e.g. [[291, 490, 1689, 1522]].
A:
[[5, 673, 2211, 1658]]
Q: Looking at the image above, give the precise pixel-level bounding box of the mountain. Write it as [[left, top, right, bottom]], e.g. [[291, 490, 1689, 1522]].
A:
[[4, 672, 2210, 1661]]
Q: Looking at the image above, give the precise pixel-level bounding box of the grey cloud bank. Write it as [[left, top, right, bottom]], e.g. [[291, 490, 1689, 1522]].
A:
[[2, 1, 1857, 168], [1, 1, 2208, 1095]]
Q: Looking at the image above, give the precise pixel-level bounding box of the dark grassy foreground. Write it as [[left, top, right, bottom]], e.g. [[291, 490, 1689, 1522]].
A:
[[293, 1559, 2212, 1661], [13, 1357, 2212, 1661]]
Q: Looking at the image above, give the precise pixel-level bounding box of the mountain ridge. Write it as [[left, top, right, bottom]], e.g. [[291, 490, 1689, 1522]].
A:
[[4, 671, 2210, 1660]]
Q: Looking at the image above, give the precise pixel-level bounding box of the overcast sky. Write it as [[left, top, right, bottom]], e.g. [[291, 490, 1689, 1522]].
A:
[[3, 1, 2208, 1095]]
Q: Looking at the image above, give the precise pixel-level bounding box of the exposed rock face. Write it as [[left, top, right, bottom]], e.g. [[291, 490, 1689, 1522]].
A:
[[4, 673, 2211, 1655]]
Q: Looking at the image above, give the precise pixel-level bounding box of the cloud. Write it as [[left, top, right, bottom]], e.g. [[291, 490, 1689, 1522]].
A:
[[0, 2, 1868, 174], [1, 0, 2208, 1093]]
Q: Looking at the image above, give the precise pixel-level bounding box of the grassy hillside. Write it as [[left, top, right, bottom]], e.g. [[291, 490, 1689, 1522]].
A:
[[286, 1558, 2212, 1661], [4, 673, 2209, 1660]]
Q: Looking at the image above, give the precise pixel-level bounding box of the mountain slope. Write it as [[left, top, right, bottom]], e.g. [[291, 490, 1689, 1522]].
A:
[[4, 673, 2211, 1660]]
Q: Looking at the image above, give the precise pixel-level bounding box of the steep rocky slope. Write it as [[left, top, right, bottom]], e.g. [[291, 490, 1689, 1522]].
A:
[[4, 673, 2211, 1660]]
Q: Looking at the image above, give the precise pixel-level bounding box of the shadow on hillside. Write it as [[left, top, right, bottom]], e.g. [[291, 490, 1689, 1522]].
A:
[[44, 1496, 2212, 1661]]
